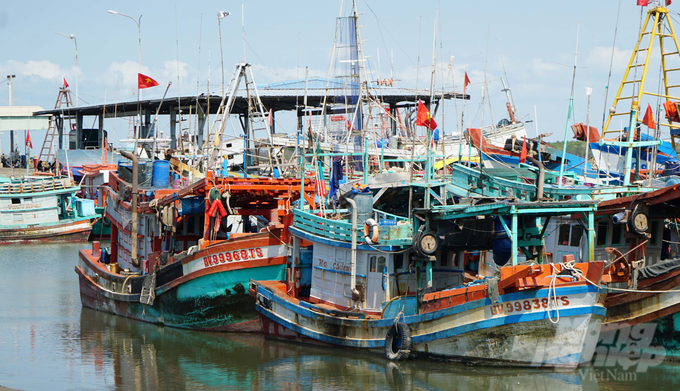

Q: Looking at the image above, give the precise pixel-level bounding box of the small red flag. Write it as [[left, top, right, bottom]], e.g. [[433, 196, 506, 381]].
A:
[[637, 0, 649, 5], [642, 103, 656, 130], [668, 0, 673, 5], [63, 78, 69, 88], [464, 72, 471, 94], [138, 73, 159, 89], [416, 100, 438, 131], [26, 129, 33, 149], [519, 136, 527, 164]]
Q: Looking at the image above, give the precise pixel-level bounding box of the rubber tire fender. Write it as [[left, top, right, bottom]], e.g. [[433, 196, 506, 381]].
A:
[[102, 216, 112, 227], [384, 322, 411, 361]]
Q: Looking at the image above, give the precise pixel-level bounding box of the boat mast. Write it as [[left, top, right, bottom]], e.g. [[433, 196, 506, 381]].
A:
[[425, 14, 437, 208], [557, 22, 579, 189]]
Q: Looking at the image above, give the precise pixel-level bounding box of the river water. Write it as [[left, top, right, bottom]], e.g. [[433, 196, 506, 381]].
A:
[[2, 242, 680, 390]]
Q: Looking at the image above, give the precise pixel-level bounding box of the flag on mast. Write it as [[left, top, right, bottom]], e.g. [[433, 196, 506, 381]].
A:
[[464, 72, 471, 94], [63, 78, 69, 88], [642, 103, 656, 130], [416, 100, 437, 131], [26, 129, 33, 149], [138, 73, 159, 89]]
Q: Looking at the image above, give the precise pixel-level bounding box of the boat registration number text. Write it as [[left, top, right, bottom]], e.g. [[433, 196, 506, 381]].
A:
[[203, 247, 264, 267], [489, 296, 570, 316]]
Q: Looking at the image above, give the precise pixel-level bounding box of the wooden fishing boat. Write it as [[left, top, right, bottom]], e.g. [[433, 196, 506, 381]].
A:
[[77, 163, 118, 239], [75, 153, 316, 331], [0, 175, 98, 244], [250, 177, 608, 368]]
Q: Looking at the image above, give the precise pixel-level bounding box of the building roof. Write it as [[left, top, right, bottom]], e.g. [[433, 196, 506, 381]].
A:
[[32, 78, 468, 119]]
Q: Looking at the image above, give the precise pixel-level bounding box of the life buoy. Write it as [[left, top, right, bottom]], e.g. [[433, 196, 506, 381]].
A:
[[385, 322, 411, 361], [364, 218, 379, 244], [102, 216, 111, 227]]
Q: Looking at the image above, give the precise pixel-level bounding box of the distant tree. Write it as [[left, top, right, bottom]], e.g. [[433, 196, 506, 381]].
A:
[[547, 141, 587, 157]]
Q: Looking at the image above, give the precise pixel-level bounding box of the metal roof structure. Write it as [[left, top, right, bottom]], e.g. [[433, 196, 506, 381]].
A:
[[0, 106, 49, 131], [32, 79, 468, 119]]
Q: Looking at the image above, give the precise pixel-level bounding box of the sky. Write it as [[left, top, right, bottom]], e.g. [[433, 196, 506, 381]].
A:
[[0, 0, 678, 155]]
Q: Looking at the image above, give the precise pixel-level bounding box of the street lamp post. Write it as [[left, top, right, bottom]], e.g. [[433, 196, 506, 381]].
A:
[[218, 11, 230, 98], [6, 75, 15, 106], [55, 32, 78, 106], [109, 10, 143, 155], [108, 10, 142, 72]]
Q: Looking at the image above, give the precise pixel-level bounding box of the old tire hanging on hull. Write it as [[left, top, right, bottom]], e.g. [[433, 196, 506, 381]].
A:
[[385, 322, 411, 361]]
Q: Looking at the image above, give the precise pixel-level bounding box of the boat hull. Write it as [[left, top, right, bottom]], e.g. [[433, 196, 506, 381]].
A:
[[76, 234, 288, 332], [601, 269, 680, 361], [253, 282, 606, 368], [0, 219, 92, 244]]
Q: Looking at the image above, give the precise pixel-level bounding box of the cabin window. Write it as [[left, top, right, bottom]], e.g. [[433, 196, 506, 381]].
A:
[[24, 197, 32, 203], [226, 143, 232, 148], [558, 225, 571, 246], [394, 253, 404, 271], [369, 255, 377, 273], [597, 222, 608, 247], [11, 198, 20, 205], [651, 221, 659, 246], [570, 226, 585, 247], [611, 225, 622, 245], [187, 216, 198, 235], [377, 256, 386, 273], [13, 214, 22, 221], [440, 253, 448, 267]]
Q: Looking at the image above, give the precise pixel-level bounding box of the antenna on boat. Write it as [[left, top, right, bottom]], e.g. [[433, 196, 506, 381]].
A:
[[241, 4, 246, 63], [175, 5, 183, 155], [557, 22, 579, 189]]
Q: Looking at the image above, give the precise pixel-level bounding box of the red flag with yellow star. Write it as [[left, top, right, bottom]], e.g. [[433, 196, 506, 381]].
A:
[[138, 73, 159, 89], [416, 100, 437, 131]]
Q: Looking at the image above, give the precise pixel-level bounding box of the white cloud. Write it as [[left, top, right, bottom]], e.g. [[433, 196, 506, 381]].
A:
[[530, 58, 560, 75], [588, 46, 633, 72], [1, 60, 70, 80]]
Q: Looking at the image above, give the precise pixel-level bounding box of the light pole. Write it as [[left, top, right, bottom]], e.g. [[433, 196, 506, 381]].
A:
[[218, 11, 230, 98], [55, 32, 78, 106], [108, 10, 142, 72], [6, 75, 15, 106], [109, 10, 143, 154]]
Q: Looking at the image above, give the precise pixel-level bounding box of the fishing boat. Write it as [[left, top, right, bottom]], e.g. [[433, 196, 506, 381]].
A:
[[75, 153, 316, 331], [77, 163, 118, 239], [0, 174, 98, 243], [250, 157, 608, 368]]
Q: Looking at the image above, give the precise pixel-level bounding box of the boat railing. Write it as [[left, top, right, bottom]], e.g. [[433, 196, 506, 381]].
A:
[[372, 209, 408, 223], [293, 208, 413, 245], [0, 177, 75, 195]]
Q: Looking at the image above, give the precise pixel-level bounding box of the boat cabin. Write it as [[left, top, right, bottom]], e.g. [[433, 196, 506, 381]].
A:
[[0, 176, 93, 227]]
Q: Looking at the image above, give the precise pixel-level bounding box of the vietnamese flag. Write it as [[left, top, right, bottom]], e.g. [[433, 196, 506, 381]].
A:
[[464, 72, 471, 94], [138, 73, 159, 89], [26, 129, 33, 149], [642, 103, 656, 130], [63, 78, 69, 88], [519, 136, 527, 164], [416, 100, 437, 131], [637, 0, 649, 5]]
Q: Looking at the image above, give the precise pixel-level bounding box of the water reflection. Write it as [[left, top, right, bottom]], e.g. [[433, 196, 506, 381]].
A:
[[79, 309, 605, 391]]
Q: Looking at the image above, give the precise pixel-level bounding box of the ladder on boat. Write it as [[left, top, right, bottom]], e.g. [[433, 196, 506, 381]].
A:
[[202, 62, 282, 175], [601, 5, 680, 185], [38, 87, 76, 166]]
